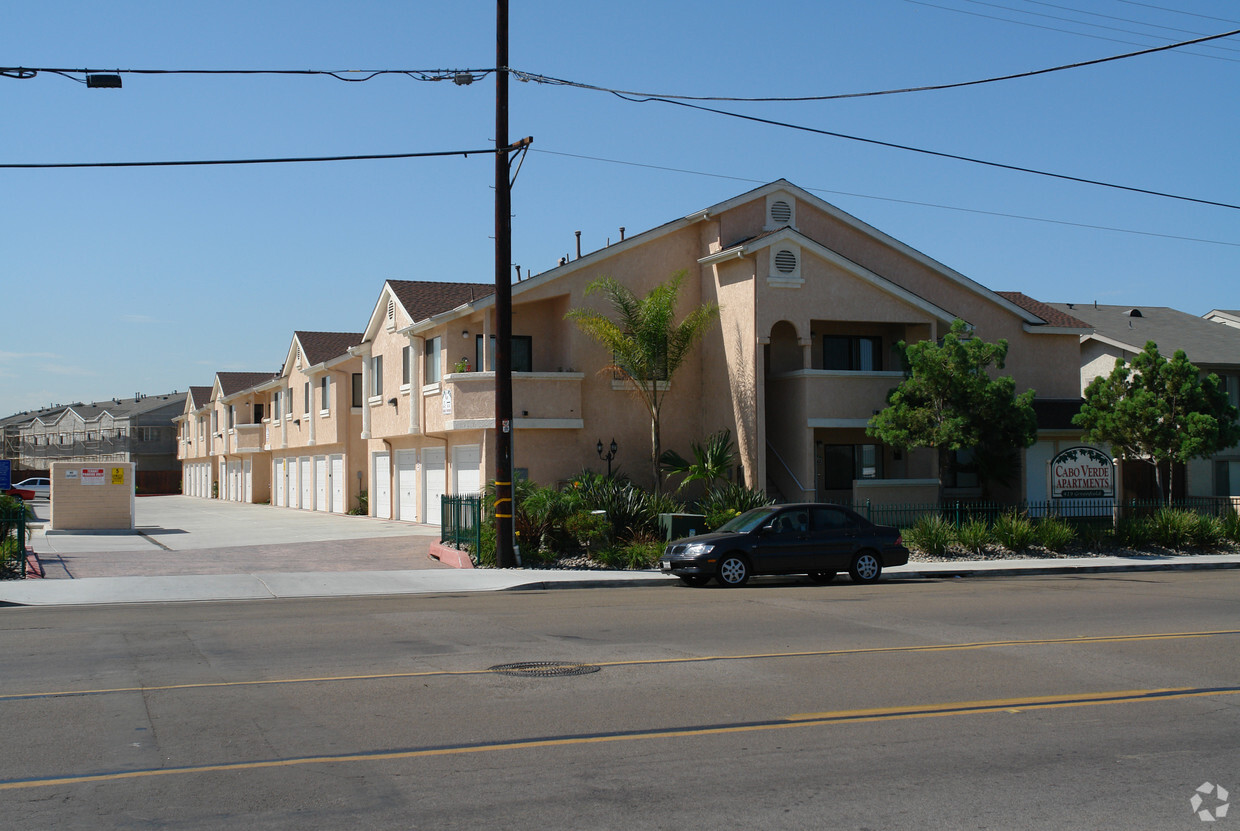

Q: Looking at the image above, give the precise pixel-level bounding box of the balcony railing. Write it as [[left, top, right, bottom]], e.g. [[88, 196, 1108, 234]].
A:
[[428, 371, 585, 431], [767, 369, 904, 423]]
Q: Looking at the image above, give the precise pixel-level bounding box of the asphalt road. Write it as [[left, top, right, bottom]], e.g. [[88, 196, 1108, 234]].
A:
[[2, 571, 1238, 829]]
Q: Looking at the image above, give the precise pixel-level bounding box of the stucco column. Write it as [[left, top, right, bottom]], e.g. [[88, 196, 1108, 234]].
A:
[[307, 374, 317, 446], [407, 335, 423, 433], [755, 336, 770, 491], [482, 313, 493, 370], [799, 337, 814, 370], [356, 344, 373, 439]]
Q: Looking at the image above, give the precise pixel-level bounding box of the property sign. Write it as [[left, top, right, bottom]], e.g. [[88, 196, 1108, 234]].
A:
[[111, 467, 126, 485], [82, 468, 105, 486], [1051, 446, 1115, 498], [0, 459, 10, 490]]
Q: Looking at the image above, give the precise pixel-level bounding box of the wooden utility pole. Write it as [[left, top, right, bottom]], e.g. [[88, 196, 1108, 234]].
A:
[[493, 0, 517, 568]]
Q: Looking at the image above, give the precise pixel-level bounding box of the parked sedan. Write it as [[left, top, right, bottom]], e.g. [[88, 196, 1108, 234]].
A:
[[661, 503, 908, 587], [7, 477, 50, 500]]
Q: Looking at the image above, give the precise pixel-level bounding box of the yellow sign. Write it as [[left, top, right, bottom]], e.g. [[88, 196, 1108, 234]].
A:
[[111, 467, 126, 485]]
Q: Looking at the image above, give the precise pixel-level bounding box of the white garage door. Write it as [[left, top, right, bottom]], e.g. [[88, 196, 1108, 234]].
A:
[[331, 455, 345, 514], [373, 452, 391, 519], [422, 447, 445, 526], [453, 445, 482, 495], [315, 456, 328, 512], [274, 459, 286, 507], [299, 457, 313, 510], [396, 449, 418, 522]]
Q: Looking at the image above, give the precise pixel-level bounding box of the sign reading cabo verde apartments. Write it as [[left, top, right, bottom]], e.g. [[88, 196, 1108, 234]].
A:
[[1051, 446, 1115, 499]]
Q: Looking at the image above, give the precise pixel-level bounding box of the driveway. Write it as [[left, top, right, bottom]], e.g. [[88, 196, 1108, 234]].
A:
[[28, 496, 450, 579]]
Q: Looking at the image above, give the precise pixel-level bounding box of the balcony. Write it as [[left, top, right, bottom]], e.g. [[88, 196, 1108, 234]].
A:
[[229, 423, 267, 454], [767, 369, 904, 426], [426, 371, 585, 432]]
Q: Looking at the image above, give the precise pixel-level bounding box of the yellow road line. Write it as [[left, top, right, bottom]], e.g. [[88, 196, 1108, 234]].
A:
[[4, 629, 1237, 703], [3, 683, 1238, 792]]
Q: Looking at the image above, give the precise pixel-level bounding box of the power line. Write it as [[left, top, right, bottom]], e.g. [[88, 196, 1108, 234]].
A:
[[607, 94, 1240, 211], [1114, 0, 1240, 26], [0, 66, 495, 84], [532, 148, 1240, 249], [0, 148, 500, 170], [511, 26, 1240, 101]]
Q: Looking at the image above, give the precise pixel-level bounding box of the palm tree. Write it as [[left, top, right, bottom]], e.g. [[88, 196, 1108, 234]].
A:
[[566, 270, 719, 493], [661, 428, 735, 493]]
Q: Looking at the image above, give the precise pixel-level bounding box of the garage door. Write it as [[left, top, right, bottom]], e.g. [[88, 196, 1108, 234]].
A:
[[300, 457, 313, 510], [315, 456, 328, 512], [373, 452, 391, 519], [396, 449, 418, 522], [453, 444, 482, 495], [331, 455, 345, 514], [422, 447, 445, 526]]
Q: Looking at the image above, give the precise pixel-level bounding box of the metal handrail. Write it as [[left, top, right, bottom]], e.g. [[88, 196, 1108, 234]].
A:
[[766, 441, 815, 497]]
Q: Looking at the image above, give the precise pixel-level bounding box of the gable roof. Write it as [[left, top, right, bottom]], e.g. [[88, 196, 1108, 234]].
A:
[[362, 280, 496, 341], [1046, 303, 1240, 366], [294, 331, 364, 367], [215, 371, 280, 399], [187, 386, 214, 410]]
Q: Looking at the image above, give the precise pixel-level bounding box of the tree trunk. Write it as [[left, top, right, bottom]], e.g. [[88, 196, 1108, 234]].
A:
[[651, 410, 662, 495]]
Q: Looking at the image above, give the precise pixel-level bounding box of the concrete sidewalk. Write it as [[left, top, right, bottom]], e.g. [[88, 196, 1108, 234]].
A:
[[4, 495, 1239, 607]]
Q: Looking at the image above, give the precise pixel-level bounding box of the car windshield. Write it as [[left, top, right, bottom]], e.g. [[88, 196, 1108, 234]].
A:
[[716, 506, 780, 533]]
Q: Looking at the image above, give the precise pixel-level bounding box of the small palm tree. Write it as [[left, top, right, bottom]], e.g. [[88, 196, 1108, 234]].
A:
[[661, 429, 735, 493], [567, 270, 719, 493]]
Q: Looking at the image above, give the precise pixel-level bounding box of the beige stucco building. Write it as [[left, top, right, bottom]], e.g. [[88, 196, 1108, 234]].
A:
[[179, 180, 1092, 522]]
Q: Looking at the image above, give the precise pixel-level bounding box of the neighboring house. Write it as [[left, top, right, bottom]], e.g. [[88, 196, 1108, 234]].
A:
[[176, 179, 1093, 522], [1045, 302, 1240, 500], [176, 373, 278, 501], [264, 331, 364, 514], [176, 386, 216, 498], [6, 393, 187, 492]]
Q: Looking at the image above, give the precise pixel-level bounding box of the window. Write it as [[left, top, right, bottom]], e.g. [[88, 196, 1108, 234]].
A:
[[823, 335, 882, 372], [425, 337, 442, 384], [254, 402, 264, 422], [822, 444, 882, 491], [320, 376, 330, 412], [286, 388, 293, 417], [477, 334, 532, 373], [304, 382, 311, 414], [371, 355, 383, 397], [1214, 461, 1240, 497], [352, 373, 363, 408], [943, 448, 980, 490], [402, 345, 411, 386], [273, 391, 281, 420], [228, 405, 236, 429]]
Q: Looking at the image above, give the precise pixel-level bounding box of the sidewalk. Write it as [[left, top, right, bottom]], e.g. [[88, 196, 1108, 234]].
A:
[[3, 496, 1239, 607]]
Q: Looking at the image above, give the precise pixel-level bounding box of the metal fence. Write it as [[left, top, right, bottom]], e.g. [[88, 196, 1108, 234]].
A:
[[441, 493, 484, 565], [844, 497, 1233, 529], [1, 502, 29, 579]]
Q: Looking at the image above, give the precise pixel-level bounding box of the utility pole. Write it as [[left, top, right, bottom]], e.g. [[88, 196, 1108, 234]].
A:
[[493, 0, 517, 568]]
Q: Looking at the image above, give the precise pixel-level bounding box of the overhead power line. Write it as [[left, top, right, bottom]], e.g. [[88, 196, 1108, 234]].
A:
[[0, 66, 495, 84], [608, 94, 1240, 211], [0, 147, 502, 170], [532, 148, 1240, 249], [510, 27, 1240, 102]]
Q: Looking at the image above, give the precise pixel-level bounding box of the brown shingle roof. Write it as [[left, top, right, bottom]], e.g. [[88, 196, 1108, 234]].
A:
[[388, 280, 495, 324], [997, 292, 1090, 328], [295, 331, 364, 367], [188, 386, 214, 409], [217, 371, 279, 397]]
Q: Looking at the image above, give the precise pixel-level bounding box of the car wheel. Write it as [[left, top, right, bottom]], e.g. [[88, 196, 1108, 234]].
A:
[[716, 554, 751, 587], [849, 551, 882, 584], [808, 571, 836, 584], [679, 574, 711, 587]]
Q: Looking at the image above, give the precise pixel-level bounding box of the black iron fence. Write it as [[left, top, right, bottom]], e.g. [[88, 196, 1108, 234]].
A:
[[1, 502, 30, 579], [845, 497, 1232, 529], [441, 493, 484, 565]]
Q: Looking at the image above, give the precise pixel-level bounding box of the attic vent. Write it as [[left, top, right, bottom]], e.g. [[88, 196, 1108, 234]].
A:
[[387, 299, 396, 320], [1127, 308, 1143, 317], [775, 249, 798, 274], [770, 200, 793, 224]]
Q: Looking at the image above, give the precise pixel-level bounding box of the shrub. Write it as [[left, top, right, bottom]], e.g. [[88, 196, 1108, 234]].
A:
[[1114, 516, 1148, 548], [1034, 515, 1075, 552], [902, 514, 954, 558], [697, 483, 774, 531], [1145, 508, 1197, 549], [596, 538, 664, 570], [348, 490, 369, 516], [1189, 513, 1225, 549], [954, 517, 991, 556], [1221, 511, 1240, 544], [993, 511, 1036, 553]]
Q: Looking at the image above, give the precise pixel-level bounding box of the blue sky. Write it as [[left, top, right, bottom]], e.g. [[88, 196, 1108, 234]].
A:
[[3, 0, 1237, 416]]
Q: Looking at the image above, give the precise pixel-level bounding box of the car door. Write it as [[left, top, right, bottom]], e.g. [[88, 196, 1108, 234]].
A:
[[807, 506, 862, 571], [750, 508, 816, 573]]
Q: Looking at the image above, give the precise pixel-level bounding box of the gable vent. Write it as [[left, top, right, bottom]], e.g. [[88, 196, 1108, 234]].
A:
[[770, 199, 792, 224], [775, 249, 798, 274], [387, 299, 396, 320]]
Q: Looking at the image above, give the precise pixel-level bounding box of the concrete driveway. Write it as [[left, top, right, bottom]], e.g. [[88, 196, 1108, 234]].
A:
[[28, 496, 449, 578]]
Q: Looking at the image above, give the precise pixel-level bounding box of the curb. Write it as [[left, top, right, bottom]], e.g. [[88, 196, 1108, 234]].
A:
[[893, 559, 1240, 580]]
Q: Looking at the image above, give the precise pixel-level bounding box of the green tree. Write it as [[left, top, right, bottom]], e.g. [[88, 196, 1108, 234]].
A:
[[867, 319, 1037, 495], [1073, 341, 1240, 503], [566, 270, 719, 493]]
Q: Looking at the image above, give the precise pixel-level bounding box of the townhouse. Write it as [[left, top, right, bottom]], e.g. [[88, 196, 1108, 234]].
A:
[[179, 179, 1095, 521]]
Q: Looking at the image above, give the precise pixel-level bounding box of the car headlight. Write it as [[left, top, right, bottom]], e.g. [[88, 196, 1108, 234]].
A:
[[683, 542, 715, 557]]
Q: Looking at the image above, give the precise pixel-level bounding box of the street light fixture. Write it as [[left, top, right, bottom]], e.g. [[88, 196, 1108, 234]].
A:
[[596, 438, 618, 477], [85, 73, 122, 88]]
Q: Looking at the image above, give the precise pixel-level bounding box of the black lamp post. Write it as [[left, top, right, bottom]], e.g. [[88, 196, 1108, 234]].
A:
[[596, 438, 618, 477]]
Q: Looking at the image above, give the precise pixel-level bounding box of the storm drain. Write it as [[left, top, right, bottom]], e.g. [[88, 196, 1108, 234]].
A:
[[488, 661, 601, 678]]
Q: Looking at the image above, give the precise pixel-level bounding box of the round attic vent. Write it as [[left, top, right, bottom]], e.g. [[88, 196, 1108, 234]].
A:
[[770, 199, 792, 224], [775, 249, 798, 274]]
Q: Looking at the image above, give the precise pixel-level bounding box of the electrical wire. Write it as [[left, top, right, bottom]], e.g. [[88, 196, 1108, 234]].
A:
[[0, 148, 501, 170], [605, 94, 1240, 211], [510, 27, 1240, 101], [1114, 0, 1240, 26], [0, 66, 495, 84], [531, 148, 1240, 249]]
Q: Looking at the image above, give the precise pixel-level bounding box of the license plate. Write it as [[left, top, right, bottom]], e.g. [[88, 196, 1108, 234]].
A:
[[660, 560, 672, 571]]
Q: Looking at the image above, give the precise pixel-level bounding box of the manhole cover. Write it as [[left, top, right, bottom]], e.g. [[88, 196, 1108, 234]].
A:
[[488, 661, 601, 678]]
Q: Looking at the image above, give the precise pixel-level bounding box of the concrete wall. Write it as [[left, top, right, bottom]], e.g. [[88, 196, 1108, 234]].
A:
[[50, 461, 135, 530]]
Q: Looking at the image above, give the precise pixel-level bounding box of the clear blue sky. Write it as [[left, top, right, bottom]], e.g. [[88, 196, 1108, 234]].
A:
[[4, 0, 1237, 416]]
